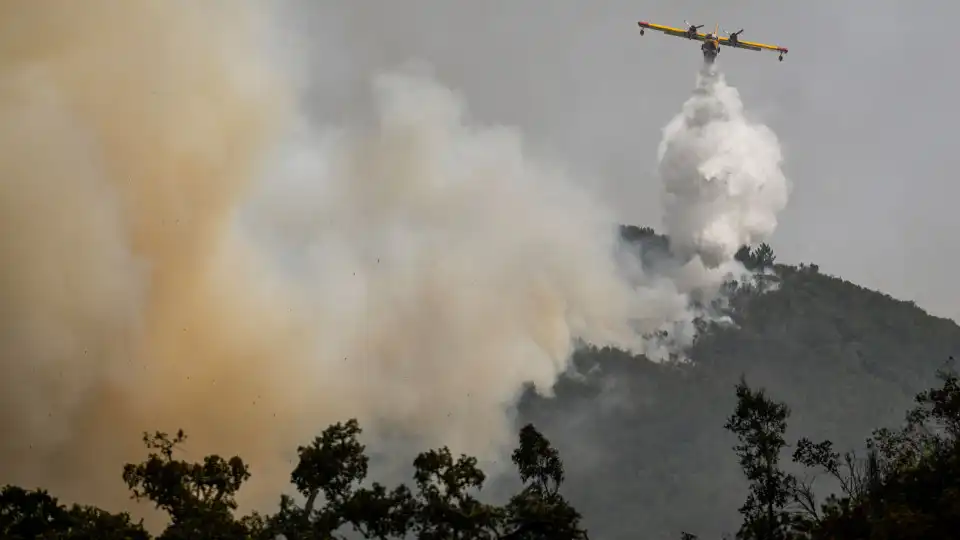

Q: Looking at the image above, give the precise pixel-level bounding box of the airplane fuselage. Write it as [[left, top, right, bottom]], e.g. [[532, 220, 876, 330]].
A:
[[699, 35, 720, 63]]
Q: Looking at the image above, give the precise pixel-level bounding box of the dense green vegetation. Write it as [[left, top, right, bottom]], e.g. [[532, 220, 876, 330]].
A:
[[3, 227, 959, 538]]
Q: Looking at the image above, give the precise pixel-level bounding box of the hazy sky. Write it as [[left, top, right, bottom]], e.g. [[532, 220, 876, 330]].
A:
[[275, 0, 957, 322]]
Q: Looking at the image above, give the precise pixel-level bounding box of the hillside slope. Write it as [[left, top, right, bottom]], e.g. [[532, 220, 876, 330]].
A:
[[514, 226, 960, 540]]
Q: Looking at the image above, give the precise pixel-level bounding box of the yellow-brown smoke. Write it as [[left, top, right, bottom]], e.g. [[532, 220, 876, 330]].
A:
[[0, 0, 723, 529], [0, 0, 307, 518]]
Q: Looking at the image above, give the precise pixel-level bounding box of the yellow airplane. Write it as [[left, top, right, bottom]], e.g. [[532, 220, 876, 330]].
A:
[[637, 20, 788, 62]]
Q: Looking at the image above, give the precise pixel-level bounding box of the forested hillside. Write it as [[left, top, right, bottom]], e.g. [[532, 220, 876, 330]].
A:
[[2, 226, 958, 539], [515, 226, 960, 539]]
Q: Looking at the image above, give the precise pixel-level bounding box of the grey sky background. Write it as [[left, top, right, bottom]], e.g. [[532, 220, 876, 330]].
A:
[[275, 0, 958, 322]]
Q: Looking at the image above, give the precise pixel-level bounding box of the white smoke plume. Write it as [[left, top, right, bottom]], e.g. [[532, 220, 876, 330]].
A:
[[658, 62, 789, 274], [239, 63, 693, 462]]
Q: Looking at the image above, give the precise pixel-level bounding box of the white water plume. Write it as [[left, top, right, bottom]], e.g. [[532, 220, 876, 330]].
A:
[[659, 62, 789, 271]]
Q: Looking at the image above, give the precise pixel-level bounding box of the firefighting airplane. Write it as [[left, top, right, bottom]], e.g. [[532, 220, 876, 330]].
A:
[[636, 20, 788, 62]]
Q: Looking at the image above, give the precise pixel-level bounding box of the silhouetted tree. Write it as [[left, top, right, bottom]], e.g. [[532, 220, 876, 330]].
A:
[[0, 485, 149, 540], [0, 418, 590, 539], [501, 424, 588, 539], [733, 243, 776, 272], [121, 430, 250, 539], [802, 362, 960, 539], [751, 244, 776, 271], [724, 377, 798, 540], [721, 361, 960, 540]]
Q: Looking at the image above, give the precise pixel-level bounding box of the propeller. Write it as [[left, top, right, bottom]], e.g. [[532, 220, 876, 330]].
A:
[[721, 27, 744, 38], [684, 20, 704, 30]]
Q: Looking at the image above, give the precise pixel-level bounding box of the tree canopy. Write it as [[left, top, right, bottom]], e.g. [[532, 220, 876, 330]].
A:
[[4, 363, 959, 539], [683, 359, 960, 540], [1, 419, 588, 540]]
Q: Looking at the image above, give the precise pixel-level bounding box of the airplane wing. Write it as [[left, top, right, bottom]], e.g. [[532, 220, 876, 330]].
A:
[[637, 21, 707, 41], [719, 37, 788, 55]]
